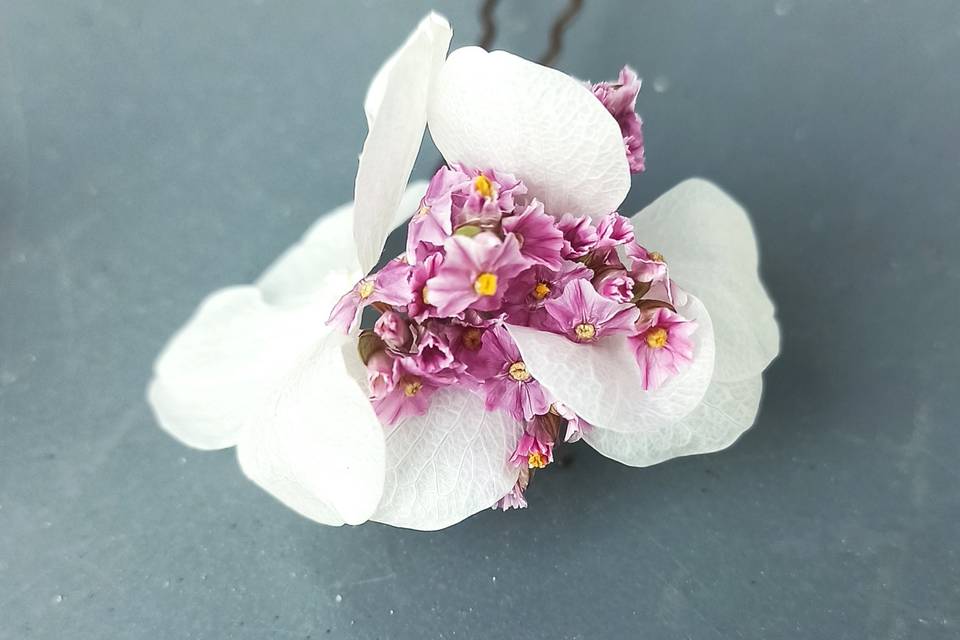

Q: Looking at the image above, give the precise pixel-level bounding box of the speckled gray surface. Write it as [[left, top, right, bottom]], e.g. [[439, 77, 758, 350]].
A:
[[1, 1, 959, 638]]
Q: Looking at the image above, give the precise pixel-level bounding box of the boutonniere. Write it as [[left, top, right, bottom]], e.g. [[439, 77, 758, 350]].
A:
[[149, 13, 778, 530]]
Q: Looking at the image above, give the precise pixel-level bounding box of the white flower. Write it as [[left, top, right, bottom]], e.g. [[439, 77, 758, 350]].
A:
[[147, 13, 778, 530]]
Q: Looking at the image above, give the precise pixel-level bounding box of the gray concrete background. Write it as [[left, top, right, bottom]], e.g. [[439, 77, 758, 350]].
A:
[[1, 1, 958, 638]]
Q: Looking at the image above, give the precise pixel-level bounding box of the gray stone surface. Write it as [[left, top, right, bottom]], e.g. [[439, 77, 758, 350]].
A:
[[1, 1, 958, 638]]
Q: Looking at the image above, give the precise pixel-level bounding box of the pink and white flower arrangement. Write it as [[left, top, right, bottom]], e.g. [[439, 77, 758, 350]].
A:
[[148, 13, 779, 530]]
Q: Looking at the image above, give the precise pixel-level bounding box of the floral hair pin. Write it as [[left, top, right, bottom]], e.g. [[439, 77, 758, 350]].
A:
[[148, 13, 779, 530]]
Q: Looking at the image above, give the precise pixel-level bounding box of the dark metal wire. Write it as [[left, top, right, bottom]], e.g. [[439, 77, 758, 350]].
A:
[[537, 0, 584, 67], [433, 0, 584, 174], [477, 0, 500, 50]]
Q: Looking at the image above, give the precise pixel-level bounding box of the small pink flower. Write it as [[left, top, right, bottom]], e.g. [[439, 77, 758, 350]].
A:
[[453, 165, 526, 227], [544, 279, 639, 343], [424, 232, 530, 317], [365, 350, 396, 399], [371, 357, 439, 427], [594, 213, 634, 249], [501, 199, 565, 270], [327, 258, 413, 333], [593, 268, 635, 303], [628, 307, 697, 390], [509, 430, 554, 469], [626, 243, 668, 284], [471, 324, 552, 422], [407, 251, 444, 320], [557, 213, 599, 258], [502, 261, 593, 327], [374, 310, 413, 351], [440, 322, 486, 384], [591, 66, 645, 173], [553, 402, 591, 443], [411, 328, 460, 382], [492, 481, 528, 511], [405, 165, 471, 260]]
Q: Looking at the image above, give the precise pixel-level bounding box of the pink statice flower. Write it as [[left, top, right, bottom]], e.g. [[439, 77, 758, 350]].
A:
[[371, 356, 441, 427], [501, 199, 565, 270], [591, 65, 646, 173], [411, 327, 460, 381], [471, 324, 552, 421], [374, 310, 413, 351], [453, 165, 526, 227], [365, 349, 397, 399], [502, 261, 593, 327], [626, 243, 668, 284], [557, 213, 599, 258], [553, 402, 591, 443], [628, 307, 697, 390], [510, 430, 554, 469], [544, 279, 640, 343], [493, 477, 529, 511], [407, 251, 444, 320], [405, 165, 528, 262], [327, 258, 414, 333], [594, 213, 634, 249], [424, 232, 529, 316], [593, 268, 635, 303], [405, 165, 471, 260], [440, 321, 486, 380]]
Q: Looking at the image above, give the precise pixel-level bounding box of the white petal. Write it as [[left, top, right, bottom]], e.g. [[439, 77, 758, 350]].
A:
[[428, 47, 630, 218], [373, 388, 522, 531], [363, 51, 393, 129], [632, 178, 779, 381], [354, 13, 452, 273], [236, 334, 385, 526], [507, 294, 715, 434], [364, 13, 449, 127], [582, 375, 763, 467], [256, 181, 428, 307], [147, 287, 334, 450], [389, 179, 430, 229]]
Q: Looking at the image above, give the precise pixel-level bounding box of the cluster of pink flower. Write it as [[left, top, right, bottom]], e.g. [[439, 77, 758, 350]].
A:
[[328, 67, 694, 509]]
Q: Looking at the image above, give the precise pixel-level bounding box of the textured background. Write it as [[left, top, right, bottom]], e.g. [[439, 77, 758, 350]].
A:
[[1, 1, 959, 638]]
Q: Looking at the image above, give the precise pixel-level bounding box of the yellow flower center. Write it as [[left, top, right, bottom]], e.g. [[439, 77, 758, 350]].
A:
[[358, 279, 375, 299], [462, 328, 483, 351], [527, 451, 547, 469], [532, 282, 551, 300], [415, 205, 430, 219], [648, 251, 665, 263], [508, 361, 530, 382], [574, 323, 597, 341], [646, 327, 669, 349], [473, 175, 494, 199], [403, 378, 423, 397], [474, 272, 498, 296], [421, 286, 430, 304]]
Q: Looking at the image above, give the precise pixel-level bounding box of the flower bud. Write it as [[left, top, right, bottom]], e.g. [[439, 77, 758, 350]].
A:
[[374, 310, 413, 351], [593, 268, 634, 303]]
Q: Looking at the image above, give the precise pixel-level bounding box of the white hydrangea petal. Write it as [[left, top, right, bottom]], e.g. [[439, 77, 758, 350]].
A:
[[632, 178, 779, 382], [256, 181, 428, 307], [354, 13, 452, 273], [372, 388, 522, 531], [582, 375, 763, 467], [236, 334, 386, 526], [428, 46, 630, 218], [147, 287, 335, 450], [507, 294, 715, 434]]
